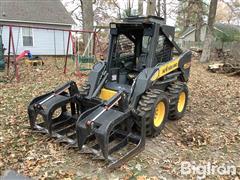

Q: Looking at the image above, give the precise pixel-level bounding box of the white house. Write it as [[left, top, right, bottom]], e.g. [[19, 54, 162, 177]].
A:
[[178, 25, 208, 44], [0, 0, 74, 55], [177, 23, 240, 48]]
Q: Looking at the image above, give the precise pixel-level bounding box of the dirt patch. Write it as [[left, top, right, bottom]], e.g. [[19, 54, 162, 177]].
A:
[[0, 59, 239, 179]]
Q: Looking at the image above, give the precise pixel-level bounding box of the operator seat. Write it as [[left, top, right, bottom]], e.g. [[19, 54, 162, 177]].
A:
[[127, 53, 147, 81]]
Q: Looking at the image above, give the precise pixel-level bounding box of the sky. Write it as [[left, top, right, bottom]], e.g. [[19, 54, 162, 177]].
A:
[[62, 0, 179, 26], [116, 0, 179, 26]]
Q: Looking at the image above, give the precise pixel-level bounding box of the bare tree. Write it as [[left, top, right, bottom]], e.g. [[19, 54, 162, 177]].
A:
[[156, 0, 166, 22], [200, 0, 218, 63], [221, 0, 240, 24], [195, 0, 205, 42], [176, 0, 207, 36], [157, 0, 161, 16], [162, 0, 166, 23], [81, 1, 94, 45], [82, 0, 94, 31], [126, 0, 131, 16], [138, 0, 143, 16], [176, 0, 193, 32], [147, 0, 156, 16]]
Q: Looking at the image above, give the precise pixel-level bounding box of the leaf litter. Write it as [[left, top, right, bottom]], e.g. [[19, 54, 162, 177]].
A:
[[0, 58, 239, 179]]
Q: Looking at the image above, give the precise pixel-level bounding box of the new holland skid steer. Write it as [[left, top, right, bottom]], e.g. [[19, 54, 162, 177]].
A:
[[28, 16, 191, 168]]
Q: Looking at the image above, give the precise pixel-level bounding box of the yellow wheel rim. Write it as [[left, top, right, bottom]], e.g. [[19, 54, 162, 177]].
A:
[[177, 92, 186, 112], [153, 101, 166, 127]]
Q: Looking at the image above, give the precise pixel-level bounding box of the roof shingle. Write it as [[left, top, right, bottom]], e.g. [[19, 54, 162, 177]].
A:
[[0, 0, 75, 25]]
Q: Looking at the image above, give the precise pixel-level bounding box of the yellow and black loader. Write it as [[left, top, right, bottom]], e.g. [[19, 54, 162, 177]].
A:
[[28, 16, 191, 168]]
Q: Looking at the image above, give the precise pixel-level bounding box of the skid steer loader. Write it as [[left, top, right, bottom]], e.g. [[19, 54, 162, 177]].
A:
[[28, 16, 192, 168]]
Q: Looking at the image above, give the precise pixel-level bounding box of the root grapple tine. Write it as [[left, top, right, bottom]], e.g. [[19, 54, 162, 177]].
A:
[[32, 130, 46, 134], [74, 91, 146, 168], [27, 81, 84, 149], [107, 117, 146, 169], [33, 125, 48, 134], [79, 150, 92, 154], [92, 155, 105, 160], [108, 137, 128, 155], [108, 138, 144, 169], [65, 143, 78, 149], [55, 137, 67, 143]]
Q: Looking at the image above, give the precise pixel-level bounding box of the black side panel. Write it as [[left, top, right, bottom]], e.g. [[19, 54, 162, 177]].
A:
[[87, 61, 106, 97], [130, 68, 156, 108], [161, 25, 183, 54]]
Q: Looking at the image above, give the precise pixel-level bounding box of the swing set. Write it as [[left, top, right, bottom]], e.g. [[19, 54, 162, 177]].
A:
[[0, 24, 103, 82], [0, 26, 19, 82], [63, 29, 97, 76]]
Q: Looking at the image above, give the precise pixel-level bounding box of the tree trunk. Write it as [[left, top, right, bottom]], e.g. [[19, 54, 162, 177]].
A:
[[147, 0, 156, 16], [82, 0, 94, 46], [200, 0, 218, 63], [184, 0, 194, 31], [156, 0, 161, 17], [195, 21, 201, 42], [127, 0, 131, 16], [195, 0, 204, 42], [162, 0, 167, 23], [138, 0, 143, 16]]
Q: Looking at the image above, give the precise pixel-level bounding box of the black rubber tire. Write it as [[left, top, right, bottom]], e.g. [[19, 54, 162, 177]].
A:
[[79, 80, 90, 96], [167, 82, 189, 121], [136, 89, 169, 137]]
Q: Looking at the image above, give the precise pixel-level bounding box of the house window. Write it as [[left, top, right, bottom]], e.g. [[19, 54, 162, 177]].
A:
[[22, 28, 33, 46]]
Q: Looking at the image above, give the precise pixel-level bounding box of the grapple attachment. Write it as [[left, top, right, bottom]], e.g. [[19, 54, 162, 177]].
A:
[[76, 91, 145, 168], [28, 81, 81, 146], [28, 82, 145, 168]]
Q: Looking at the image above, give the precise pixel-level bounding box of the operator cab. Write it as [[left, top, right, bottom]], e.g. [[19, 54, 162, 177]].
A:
[[104, 16, 177, 95]]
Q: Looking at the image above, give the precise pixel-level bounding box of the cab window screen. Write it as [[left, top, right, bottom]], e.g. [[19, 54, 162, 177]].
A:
[[155, 35, 172, 63], [142, 36, 151, 53], [111, 34, 135, 68], [117, 34, 134, 57]]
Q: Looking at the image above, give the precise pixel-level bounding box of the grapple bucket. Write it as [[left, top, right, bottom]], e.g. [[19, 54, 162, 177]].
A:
[[76, 92, 146, 168], [28, 81, 83, 146], [28, 82, 145, 168]]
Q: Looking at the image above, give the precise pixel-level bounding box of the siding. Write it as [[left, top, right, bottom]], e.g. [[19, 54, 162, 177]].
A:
[[177, 25, 208, 48], [181, 26, 207, 42], [2, 25, 73, 55]]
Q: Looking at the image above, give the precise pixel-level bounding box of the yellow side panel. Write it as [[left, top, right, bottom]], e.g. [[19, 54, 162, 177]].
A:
[[99, 88, 117, 101], [151, 71, 159, 81], [151, 58, 179, 81], [158, 59, 179, 77]]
